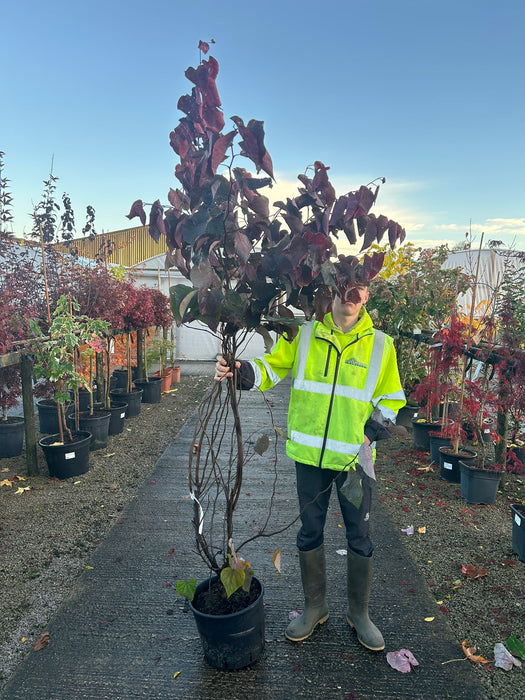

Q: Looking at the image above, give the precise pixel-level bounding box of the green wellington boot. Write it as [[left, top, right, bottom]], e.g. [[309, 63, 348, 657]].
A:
[[285, 544, 329, 641], [346, 548, 385, 651]]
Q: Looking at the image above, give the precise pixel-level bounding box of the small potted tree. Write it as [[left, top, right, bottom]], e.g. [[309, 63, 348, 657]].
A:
[[128, 44, 405, 669], [30, 295, 109, 478]]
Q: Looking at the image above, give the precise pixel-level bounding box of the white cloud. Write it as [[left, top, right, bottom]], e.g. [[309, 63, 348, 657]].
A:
[[266, 174, 525, 254]]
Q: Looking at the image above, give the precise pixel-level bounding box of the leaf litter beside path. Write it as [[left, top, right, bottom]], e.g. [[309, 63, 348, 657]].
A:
[[375, 434, 524, 699], [0, 375, 211, 692]]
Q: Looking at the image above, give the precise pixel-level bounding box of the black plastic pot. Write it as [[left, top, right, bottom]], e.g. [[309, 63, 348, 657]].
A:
[[510, 504, 525, 562], [134, 377, 162, 404], [109, 388, 143, 418], [112, 368, 138, 390], [37, 399, 61, 434], [429, 433, 452, 465], [439, 446, 477, 483], [189, 576, 265, 670], [66, 410, 111, 451], [107, 400, 128, 436], [396, 404, 419, 429], [459, 461, 501, 505], [39, 430, 92, 479], [412, 419, 442, 451], [69, 389, 92, 412], [0, 417, 25, 458]]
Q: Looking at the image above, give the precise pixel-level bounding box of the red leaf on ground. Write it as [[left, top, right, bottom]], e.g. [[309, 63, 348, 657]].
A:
[[462, 564, 488, 579], [33, 632, 50, 651]]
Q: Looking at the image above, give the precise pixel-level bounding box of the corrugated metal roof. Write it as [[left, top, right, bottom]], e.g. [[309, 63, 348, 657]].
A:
[[55, 226, 165, 267]]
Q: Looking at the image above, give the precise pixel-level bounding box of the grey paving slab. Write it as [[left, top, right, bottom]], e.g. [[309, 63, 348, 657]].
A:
[[1, 380, 485, 700]]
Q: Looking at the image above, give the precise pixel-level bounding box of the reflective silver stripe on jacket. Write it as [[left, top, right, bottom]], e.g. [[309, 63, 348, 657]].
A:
[[249, 357, 282, 389], [290, 429, 362, 456]]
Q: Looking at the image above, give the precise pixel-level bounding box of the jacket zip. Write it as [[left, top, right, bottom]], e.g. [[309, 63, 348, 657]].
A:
[[319, 342, 341, 467], [317, 331, 375, 468]]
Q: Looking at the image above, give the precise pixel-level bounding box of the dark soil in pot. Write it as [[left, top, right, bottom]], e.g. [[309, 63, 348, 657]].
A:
[[192, 576, 261, 616]]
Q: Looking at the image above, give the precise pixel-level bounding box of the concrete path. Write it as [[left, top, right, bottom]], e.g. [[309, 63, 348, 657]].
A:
[[1, 378, 485, 699]]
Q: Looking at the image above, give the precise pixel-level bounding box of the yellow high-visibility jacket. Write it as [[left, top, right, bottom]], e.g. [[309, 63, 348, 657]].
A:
[[245, 309, 406, 471]]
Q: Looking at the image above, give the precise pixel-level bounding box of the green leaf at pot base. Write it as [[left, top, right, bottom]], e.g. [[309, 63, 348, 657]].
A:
[[176, 578, 196, 601], [220, 566, 245, 598], [506, 635, 525, 660]]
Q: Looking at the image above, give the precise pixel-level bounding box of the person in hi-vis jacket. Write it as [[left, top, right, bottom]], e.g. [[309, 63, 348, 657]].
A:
[[215, 272, 405, 651]]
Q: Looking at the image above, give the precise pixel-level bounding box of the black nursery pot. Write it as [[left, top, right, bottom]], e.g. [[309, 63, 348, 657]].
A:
[[510, 504, 525, 562], [459, 462, 501, 505], [396, 404, 419, 429], [189, 576, 265, 670], [429, 432, 452, 465], [0, 417, 25, 458], [109, 388, 143, 418], [134, 377, 162, 404], [412, 419, 442, 451], [439, 446, 477, 483], [37, 399, 61, 434], [107, 401, 128, 436], [39, 431, 92, 479], [67, 410, 111, 451]]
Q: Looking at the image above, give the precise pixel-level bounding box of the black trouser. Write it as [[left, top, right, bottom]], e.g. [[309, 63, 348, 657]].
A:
[[295, 461, 373, 557]]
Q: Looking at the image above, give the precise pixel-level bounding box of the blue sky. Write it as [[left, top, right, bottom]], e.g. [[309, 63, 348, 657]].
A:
[[2, 0, 524, 252]]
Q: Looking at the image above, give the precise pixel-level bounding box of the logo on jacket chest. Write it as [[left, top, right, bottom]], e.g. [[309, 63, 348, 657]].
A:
[[344, 358, 368, 368]]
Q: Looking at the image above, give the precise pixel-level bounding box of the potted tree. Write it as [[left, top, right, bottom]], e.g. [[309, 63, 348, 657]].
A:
[[30, 295, 109, 478], [127, 43, 405, 669]]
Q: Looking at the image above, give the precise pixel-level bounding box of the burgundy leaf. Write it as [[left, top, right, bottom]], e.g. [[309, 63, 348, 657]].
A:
[[375, 214, 389, 243], [148, 200, 166, 243], [234, 231, 252, 262], [211, 130, 236, 173], [345, 185, 377, 220], [329, 195, 348, 227], [343, 219, 357, 246], [284, 235, 309, 268], [231, 116, 274, 179], [311, 161, 336, 206], [247, 194, 270, 218], [126, 200, 146, 226], [169, 119, 195, 159], [198, 40, 210, 54], [360, 216, 378, 251]]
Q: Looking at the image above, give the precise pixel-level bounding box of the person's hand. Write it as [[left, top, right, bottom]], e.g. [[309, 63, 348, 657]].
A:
[[214, 355, 241, 381]]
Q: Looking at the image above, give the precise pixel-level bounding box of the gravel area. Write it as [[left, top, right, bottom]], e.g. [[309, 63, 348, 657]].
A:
[[375, 436, 524, 699], [1, 379, 523, 698], [0, 375, 210, 692]]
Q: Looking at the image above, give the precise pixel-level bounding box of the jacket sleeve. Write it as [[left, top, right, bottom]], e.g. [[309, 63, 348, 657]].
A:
[[243, 331, 300, 391], [371, 338, 406, 422]]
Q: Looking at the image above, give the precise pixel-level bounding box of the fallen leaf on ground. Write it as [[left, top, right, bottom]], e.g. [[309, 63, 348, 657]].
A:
[[272, 549, 281, 576], [15, 486, 31, 495], [33, 632, 50, 651], [462, 640, 492, 664], [288, 609, 301, 621], [424, 616, 435, 622], [401, 525, 414, 535], [505, 635, 525, 660], [386, 649, 419, 673], [0, 479, 13, 488], [1, 467, 9, 472], [417, 526, 426, 534], [461, 564, 488, 579], [494, 643, 522, 670]]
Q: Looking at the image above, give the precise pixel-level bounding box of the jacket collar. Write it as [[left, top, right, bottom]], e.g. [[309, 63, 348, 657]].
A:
[[313, 309, 374, 352], [320, 308, 374, 337]]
